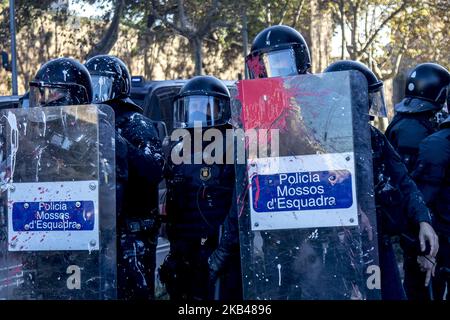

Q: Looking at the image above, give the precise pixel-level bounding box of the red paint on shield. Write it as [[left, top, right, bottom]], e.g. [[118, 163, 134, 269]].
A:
[[253, 175, 260, 209], [237, 78, 297, 131], [246, 55, 266, 79]]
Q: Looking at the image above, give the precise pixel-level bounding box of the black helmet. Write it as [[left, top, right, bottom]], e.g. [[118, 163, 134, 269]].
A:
[[405, 63, 450, 106], [173, 76, 231, 129], [323, 60, 387, 117], [85, 55, 131, 103], [29, 58, 93, 108], [245, 25, 311, 79]]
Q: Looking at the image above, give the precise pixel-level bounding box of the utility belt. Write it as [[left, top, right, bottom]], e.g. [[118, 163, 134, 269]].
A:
[[121, 209, 165, 233]]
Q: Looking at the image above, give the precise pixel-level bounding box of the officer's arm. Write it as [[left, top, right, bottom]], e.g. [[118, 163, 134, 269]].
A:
[[381, 134, 432, 225], [411, 136, 450, 207], [120, 114, 164, 185]]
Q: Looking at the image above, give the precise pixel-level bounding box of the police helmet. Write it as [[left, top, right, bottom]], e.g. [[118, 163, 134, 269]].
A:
[[85, 55, 131, 103], [29, 58, 93, 108], [245, 25, 311, 79], [404, 63, 450, 108], [173, 76, 231, 129], [323, 60, 387, 117]]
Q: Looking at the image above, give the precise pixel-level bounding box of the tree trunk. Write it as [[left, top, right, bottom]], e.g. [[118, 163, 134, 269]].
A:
[[339, 0, 345, 59], [309, 0, 332, 73], [242, 6, 249, 78], [350, 4, 358, 60], [85, 0, 125, 60], [192, 36, 203, 76]]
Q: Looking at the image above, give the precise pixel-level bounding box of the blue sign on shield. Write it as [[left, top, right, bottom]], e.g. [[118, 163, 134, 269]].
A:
[[251, 170, 353, 213], [12, 201, 95, 232]]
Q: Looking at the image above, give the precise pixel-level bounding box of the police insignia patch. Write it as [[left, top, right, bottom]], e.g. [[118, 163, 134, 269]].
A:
[[200, 167, 211, 181]]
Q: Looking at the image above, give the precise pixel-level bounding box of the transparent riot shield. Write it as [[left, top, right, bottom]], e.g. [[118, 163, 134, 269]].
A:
[[232, 71, 380, 300], [0, 104, 116, 300]]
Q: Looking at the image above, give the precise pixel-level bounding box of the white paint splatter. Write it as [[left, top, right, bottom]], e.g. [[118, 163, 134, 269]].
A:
[[5, 111, 19, 182], [62, 69, 68, 82], [34, 146, 45, 182], [277, 263, 281, 286], [133, 242, 147, 286]]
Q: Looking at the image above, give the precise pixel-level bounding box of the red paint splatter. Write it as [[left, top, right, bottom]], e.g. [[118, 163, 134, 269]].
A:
[[246, 55, 266, 79], [11, 235, 17, 241], [237, 78, 295, 131], [253, 175, 260, 209]]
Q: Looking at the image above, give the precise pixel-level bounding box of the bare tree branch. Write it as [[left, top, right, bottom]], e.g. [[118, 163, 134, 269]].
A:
[[357, 1, 407, 59], [277, 0, 290, 25], [291, 0, 305, 28], [85, 0, 125, 59]]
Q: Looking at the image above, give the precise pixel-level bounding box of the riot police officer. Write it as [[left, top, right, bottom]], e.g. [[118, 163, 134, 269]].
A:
[[245, 24, 311, 79], [159, 75, 239, 300], [412, 111, 450, 300], [239, 25, 316, 299], [384, 63, 449, 299], [85, 55, 164, 300], [13, 57, 101, 299], [324, 60, 439, 300], [386, 63, 450, 171]]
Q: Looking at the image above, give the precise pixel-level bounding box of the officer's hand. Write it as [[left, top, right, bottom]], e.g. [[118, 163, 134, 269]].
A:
[[416, 255, 436, 287], [419, 222, 439, 257]]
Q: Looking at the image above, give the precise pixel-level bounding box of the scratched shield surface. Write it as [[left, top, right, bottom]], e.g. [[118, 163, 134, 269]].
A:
[[0, 104, 116, 300], [232, 71, 380, 300]]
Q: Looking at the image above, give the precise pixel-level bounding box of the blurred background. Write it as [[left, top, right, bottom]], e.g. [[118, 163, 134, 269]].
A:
[[0, 0, 449, 124]]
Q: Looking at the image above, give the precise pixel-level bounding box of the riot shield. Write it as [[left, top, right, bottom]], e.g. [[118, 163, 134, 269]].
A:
[[232, 71, 380, 300], [0, 104, 116, 300]]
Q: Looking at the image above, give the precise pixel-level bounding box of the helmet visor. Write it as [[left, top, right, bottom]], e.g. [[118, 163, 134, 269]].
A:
[[91, 75, 114, 103], [173, 95, 230, 128], [368, 88, 387, 117], [29, 82, 89, 108], [262, 49, 298, 78], [245, 43, 310, 79]]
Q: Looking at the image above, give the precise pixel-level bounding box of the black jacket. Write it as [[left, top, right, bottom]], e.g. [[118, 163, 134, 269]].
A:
[[107, 98, 164, 220], [370, 125, 432, 236], [385, 100, 438, 172], [165, 126, 235, 240], [412, 124, 450, 236]]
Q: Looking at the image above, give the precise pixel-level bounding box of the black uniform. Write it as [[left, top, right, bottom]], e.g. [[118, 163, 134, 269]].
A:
[[412, 118, 450, 300], [108, 98, 164, 300], [160, 127, 236, 300], [85, 55, 165, 300], [385, 99, 439, 300], [371, 125, 433, 300]]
